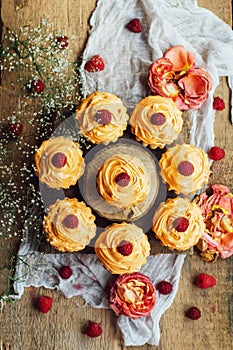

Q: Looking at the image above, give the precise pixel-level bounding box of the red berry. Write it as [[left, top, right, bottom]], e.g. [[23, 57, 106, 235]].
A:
[[59, 265, 72, 279], [7, 122, 23, 138], [37, 295, 52, 313], [195, 273, 216, 289], [63, 214, 79, 229], [117, 240, 133, 256], [126, 18, 143, 33], [33, 79, 45, 93], [95, 109, 112, 125], [185, 306, 201, 320], [150, 113, 166, 126], [213, 97, 225, 111], [209, 146, 225, 161], [157, 281, 173, 295], [115, 172, 130, 187], [84, 321, 102, 338], [56, 35, 69, 49], [51, 152, 67, 168], [177, 161, 194, 176], [173, 217, 189, 232], [84, 55, 105, 72]]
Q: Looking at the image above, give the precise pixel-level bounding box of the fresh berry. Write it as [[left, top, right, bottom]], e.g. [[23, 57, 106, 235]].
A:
[[195, 273, 216, 289], [95, 109, 112, 125], [117, 240, 133, 256], [63, 214, 79, 229], [33, 79, 45, 93], [185, 306, 201, 320], [213, 97, 225, 111], [84, 55, 105, 72], [56, 35, 69, 49], [157, 281, 173, 295], [150, 113, 166, 126], [51, 152, 67, 168], [59, 265, 73, 279], [173, 217, 189, 232], [84, 321, 102, 338], [36, 295, 52, 313], [177, 161, 194, 176], [7, 122, 23, 138], [115, 172, 130, 186], [126, 18, 143, 33], [209, 146, 225, 161]]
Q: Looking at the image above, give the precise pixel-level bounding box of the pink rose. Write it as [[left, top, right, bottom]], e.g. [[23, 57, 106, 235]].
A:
[[164, 45, 196, 73], [109, 272, 156, 319]]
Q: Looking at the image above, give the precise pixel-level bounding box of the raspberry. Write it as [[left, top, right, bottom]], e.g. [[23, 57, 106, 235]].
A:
[[126, 18, 143, 33], [209, 146, 225, 161], [84, 55, 105, 72], [95, 109, 112, 125], [173, 217, 189, 232], [7, 122, 23, 138], [195, 273, 216, 289], [56, 35, 69, 49], [117, 240, 133, 256], [33, 79, 45, 93], [63, 214, 79, 229], [157, 281, 173, 295], [51, 152, 67, 168], [177, 161, 194, 176], [36, 295, 52, 313], [150, 113, 166, 126], [115, 172, 130, 187], [185, 306, 201, 320], [59, 265, 72, 279], [213, 97, 225, 111], [84, 321, 102, 338]]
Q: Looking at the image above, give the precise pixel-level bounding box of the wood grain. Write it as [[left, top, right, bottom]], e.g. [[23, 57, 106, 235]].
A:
[[0, 1, 232, 350]]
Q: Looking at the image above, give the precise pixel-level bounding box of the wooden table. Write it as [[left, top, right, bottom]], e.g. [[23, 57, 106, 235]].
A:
[[0, 1, 232, 349]]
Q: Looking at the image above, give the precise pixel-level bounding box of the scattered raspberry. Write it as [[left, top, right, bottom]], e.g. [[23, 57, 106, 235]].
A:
[[157, 281, 173, 295], [173, 217, 189, 232], [56, 35, 69, 49], [213, 96, 225, 111], [177, 161, 194, 176], [209, 146, 225, 161], [36, 295, 52, 313], [7, 122, 23, 138], [195, 273, 216, 289], [95, 109, 112, 125], [33, 79, 45, 93], [84, 55, 105, 72], [59, 265, 73, 279], [63, 214, 79, 229], [185, 306, 201, 320], [51, 152, 67, 168], [117, 240, 133, 256], [150, 113, 166, 126], [126, 18, 143, 33], [115, 172, 130, 186], [84, 321, 102, 338]]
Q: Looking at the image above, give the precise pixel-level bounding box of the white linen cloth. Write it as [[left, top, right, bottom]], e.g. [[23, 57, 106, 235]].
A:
[[5, 0, 233, 347]]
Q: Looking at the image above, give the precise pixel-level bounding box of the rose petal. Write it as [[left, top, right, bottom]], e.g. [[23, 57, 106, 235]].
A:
[[164, 45, 196, 72]]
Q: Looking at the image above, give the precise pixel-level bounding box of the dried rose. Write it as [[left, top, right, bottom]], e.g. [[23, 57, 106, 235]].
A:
[[109, 272, 156, 319]]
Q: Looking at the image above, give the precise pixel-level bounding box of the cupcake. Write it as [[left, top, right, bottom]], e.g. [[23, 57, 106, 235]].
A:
[[130, 95, 183, 149], [94, 222, 150, 274], [159, 143, 210, 194], [97, 153, 151, 209], [35, 136, 85, 189], [75, 91, 129, 145], [43, 198, 96, 252], [152, 197, 205, 251]]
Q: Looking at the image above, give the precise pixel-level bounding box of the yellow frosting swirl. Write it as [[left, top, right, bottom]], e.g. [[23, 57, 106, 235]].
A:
[[43, 198, 96, 252], [130, 96, 183, 149], [152, 197, 205, 251], [97, 154, 151, 209], [76, 91, 129, 145], [34, 136, 85, 189], [94, 222, 151, 274], [159, 143, 210, 194]]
